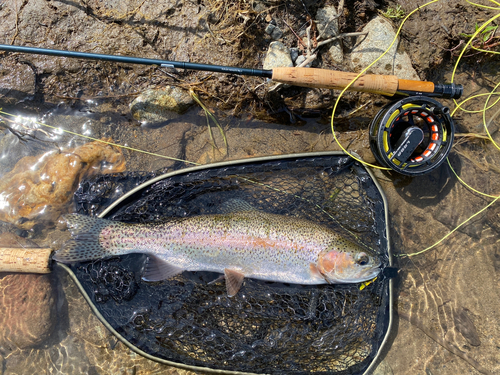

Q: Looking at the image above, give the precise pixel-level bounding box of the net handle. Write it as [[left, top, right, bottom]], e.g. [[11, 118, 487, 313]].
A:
[[0, 247, 52, 273]]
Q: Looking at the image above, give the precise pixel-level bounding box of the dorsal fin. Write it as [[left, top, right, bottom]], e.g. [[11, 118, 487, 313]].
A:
[[219, 198, 256, 214]]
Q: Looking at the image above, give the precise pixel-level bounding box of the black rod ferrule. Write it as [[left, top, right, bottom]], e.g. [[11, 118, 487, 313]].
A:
[[0, 44, 273, 78]]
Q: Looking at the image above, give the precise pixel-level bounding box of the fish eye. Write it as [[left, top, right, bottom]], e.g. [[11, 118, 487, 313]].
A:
[[355, 252, 369, 266]]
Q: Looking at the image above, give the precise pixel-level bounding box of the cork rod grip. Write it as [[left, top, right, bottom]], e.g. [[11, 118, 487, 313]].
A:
[[0, 248, 52, 273], [272, 67, 400, 96]]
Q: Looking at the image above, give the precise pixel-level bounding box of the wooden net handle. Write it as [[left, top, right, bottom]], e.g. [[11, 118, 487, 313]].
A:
[[0, 248, 52, 273], [272, 67, 436, 96]]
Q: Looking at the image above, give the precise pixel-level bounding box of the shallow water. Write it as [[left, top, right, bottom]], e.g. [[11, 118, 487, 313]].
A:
[[1, 79, 499, 374], [1, 0, 500, 374]]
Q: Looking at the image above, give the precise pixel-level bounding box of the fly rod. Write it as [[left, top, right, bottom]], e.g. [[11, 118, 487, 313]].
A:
[[0, 44, 462, 99]]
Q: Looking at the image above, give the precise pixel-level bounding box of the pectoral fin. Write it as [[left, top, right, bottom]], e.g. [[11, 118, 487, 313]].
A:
[[142, 255, 184, 282], [224, 268, 245, 297]]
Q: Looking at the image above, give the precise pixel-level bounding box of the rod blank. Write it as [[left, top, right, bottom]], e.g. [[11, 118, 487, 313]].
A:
[[0, 44, 462, 98], [0, 44, 272, 78]]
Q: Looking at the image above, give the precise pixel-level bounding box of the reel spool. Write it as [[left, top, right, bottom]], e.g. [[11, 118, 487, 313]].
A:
[[369, 96, 454, 176]]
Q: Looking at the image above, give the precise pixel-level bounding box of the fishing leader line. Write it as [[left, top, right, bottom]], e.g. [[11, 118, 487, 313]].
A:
[[0, 110, 373, 251], [1, 0, 499, 259], [401, 0, 500, 257]]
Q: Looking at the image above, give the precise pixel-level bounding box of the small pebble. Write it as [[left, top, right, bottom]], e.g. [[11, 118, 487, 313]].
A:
[[265, 24, 276, 35], [270, 26, 283, 40], [295, 55, 308, 67]]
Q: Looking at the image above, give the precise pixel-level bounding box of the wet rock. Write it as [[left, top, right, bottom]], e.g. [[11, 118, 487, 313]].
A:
[[0, 140, 126, 230], [372, 359, 394, 375], [453, 307, 481, 347], [350, 16, 419, 80], [316, 6, 343, 64], [290, 48, 300, 63], [263, 41, 293, 70], [130, 86, 195, 127], [3, 335, 93, 374], [0, 272, 56, 350], [0, 60, 36, 106]]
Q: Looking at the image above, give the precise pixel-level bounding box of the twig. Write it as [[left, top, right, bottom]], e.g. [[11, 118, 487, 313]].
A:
[[337, 0, 345, 17], [0, 114, 52, 138], [430, 39, 464, 53], [316, 14, 341, 41], [298, 53, 317, 67], [316, 31, 368, 48], [282, 19, 307, 49], [306, 23, 313, 57], [11, 0, 29, 45], [342, 100, 372, 118], [454, 132, 490, 140]]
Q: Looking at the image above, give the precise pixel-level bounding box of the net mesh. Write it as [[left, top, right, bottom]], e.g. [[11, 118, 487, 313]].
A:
[[69, 154, 390, 374]]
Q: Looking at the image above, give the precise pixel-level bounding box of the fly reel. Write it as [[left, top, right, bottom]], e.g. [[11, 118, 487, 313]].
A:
[[369, 96, 454, 176]]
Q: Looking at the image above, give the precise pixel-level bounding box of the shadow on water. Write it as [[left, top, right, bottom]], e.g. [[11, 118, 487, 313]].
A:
[[389, 153, 462, 208]]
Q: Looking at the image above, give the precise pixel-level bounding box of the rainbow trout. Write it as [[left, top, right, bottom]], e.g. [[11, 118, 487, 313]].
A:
[[54, 201, 381, 296]]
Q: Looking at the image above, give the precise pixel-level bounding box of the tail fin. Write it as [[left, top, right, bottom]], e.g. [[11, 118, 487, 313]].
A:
[[54, 214, 116, 263]]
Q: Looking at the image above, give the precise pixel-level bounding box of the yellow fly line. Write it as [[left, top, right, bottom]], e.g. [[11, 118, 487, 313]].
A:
[[329, 0, 441, 170], [1, 0, 499, 260], [0, 109, 199, 166], [402, 0, 500, 257]]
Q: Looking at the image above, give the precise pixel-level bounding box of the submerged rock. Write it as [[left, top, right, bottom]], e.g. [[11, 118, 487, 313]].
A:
[[2, 335, 93, 374], [62, 271, 188, 374], [0, 273, 56, 350], [0, 140, 126, 230], [130, 86, 195, 127], [0, 233, 57, 352], [263, 41, 293, 70], [372, 359, 394, 375], [453, 306, 481, 347], [316, 6, 343, 64], [0, 232, 57, 351], [350, 16, 419, 80]]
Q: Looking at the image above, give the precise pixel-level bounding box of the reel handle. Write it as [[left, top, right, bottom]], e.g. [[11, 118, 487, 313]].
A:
[[0, 247, 52, 273], [272, 67, 462, 98]]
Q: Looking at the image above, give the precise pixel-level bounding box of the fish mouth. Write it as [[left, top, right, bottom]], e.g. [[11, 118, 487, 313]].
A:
[[355, 266, 381, 282], [332, 264, 381, 284], [353, 260, 382, 283]]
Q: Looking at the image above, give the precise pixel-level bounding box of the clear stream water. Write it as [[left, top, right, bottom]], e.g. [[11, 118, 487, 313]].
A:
[[0, 81, 499, 374], [1, 0, 500, 370]]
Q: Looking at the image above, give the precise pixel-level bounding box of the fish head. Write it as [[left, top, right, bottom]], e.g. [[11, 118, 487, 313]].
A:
[[317, 244, 381, 283]]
